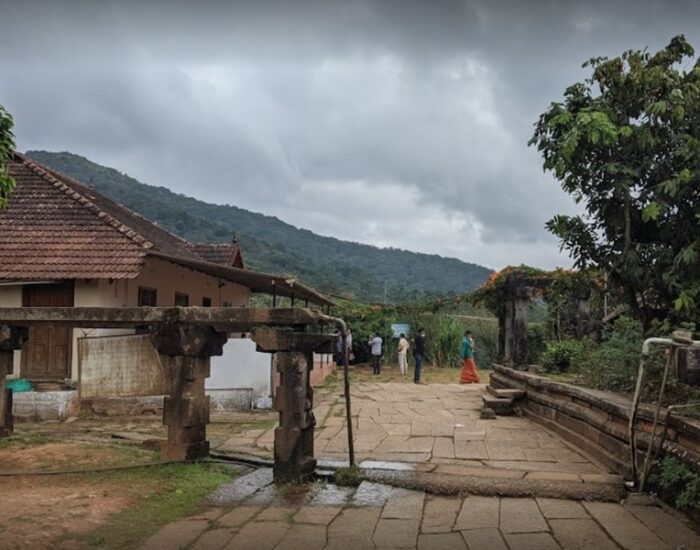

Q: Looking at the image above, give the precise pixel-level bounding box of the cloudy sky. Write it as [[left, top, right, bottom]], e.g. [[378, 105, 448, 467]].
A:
[[1, 0, 699, 270]]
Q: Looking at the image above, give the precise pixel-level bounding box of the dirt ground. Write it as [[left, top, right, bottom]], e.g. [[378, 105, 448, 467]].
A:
[[0, 475, 135, 550]]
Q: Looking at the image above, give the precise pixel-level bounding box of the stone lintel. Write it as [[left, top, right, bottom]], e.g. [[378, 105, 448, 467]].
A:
[[251, 327, 335, 353], [151, 324, 228, 357], [0, 306, 320, 331]]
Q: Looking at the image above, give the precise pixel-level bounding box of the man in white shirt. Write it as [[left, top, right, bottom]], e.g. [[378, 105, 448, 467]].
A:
[[368, 334, 383, 375], [397, 333, 409, 375]]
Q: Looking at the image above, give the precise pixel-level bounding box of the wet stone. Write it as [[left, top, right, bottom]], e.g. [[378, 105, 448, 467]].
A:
[[418, 533, 467, 550], [141, 519, 210, 550], [359, 460, 415, 471], [190, 528, 235, 550], [294, 505, 342, 525], [217, 505, 261, 528], [207, 468, 273, 505], [309, 483, 355, 506], [351, 481, 399, 507]]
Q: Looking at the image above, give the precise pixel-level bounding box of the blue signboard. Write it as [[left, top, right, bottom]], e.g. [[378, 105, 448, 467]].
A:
[[391, 323, 411, 338]]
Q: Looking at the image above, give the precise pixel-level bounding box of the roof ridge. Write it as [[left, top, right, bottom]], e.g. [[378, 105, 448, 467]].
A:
[[14, 151, 156, 250]]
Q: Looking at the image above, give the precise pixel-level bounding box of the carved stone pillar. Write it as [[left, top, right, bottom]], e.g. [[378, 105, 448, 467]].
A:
[[150, 324, 227, 461], [497, 304, 507, 363], [502, 300, 514, 365], [251, 328, 333, 483], [512, 289, 530, 369], [0, 326, 28, 437], [274, 350, 316, 482]]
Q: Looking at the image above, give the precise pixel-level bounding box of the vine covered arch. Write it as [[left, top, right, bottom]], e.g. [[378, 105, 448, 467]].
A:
[[473, 266, 604, 369]]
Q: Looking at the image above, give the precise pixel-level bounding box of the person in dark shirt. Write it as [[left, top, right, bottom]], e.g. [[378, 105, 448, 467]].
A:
[[412, 328, 426, 384]]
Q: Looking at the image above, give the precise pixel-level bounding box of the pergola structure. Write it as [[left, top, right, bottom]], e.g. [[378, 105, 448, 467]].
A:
[[0, 306, 341, 482]]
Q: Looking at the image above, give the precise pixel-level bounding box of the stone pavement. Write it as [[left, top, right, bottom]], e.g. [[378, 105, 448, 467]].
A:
[[141, 470, 700, 549], [217, 380, 619, 485]]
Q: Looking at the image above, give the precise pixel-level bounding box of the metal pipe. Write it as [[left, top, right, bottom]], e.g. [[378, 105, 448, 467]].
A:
[[629, 335, 700, 487], [313, 312, 355, 467], [639, 347, 675, 492]]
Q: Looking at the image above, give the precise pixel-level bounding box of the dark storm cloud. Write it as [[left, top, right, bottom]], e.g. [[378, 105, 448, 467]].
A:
[[1, 0, 698, 268]]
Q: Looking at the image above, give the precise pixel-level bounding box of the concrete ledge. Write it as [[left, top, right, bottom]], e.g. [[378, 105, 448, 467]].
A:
[[83, 388, 257, 416], [12, 390, 79, 422], [208, 389, 254, 411]]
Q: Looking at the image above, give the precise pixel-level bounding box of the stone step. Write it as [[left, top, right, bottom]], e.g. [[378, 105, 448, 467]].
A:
[[486, 386, 525, 400], [482, 395, 514, 416]]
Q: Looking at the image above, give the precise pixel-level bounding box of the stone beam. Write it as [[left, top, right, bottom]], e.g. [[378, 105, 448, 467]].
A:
[[0, 326, 28, 438], [250, 328, 335, 354], [150, 324, 228, 461], [0, 307, 321, 331]]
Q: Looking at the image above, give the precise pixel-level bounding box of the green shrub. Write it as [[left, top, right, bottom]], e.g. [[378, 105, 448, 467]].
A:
[[648, 456, 700, 510], [572, 316, 646, 392], [526, 323, 547, 365], [541, 339, 584, 373]]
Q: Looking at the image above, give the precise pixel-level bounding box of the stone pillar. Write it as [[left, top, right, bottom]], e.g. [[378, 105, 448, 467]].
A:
[[678, 348, 700, 386], [575, 297, 591, 339], [274, 350, 316, 482], [0, 325, 28, 438], [502, 300, 514, 365], [251, 328, 333, 483], [512, 289, 530, 369], [150, 324, 227, 461], [497, 304, 507, 363]]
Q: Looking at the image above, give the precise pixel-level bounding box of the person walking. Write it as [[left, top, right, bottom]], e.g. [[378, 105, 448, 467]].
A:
[[413, 328, 426, 384], [459, 330, 480, 384], [397, 333, 409, 375], [368, 333, 383, 375]]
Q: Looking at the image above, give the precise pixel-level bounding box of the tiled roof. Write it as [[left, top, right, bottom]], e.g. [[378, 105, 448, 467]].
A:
[[0, 153, 332, 305], [0, 153, 199, 280], [188, 242, 244, 268]]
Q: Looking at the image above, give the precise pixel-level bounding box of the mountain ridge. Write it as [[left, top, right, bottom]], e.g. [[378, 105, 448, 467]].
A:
[[25, 150, 492, 302]]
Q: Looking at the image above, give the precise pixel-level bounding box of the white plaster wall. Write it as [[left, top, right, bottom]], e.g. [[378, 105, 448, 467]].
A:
[[3, 257, 253, 381], [209, 337, 272, 401], [131, 257, 251, 308]]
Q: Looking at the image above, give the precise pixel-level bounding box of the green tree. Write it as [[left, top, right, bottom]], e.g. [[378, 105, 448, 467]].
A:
[[0, 104, 15, 207], [530, 36, 700, 329]]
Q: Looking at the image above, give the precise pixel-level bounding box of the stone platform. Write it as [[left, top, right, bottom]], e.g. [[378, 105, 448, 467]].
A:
[[220, 379, 621, 491], [141, 469, 700, 550]]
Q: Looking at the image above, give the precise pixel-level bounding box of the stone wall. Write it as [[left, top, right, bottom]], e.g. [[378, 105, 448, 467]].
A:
[[490, 364, 700, 480]]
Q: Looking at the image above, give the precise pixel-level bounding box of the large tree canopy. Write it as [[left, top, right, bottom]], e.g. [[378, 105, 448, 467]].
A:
[[530, 35, 700, 329], [0, 103, 15, 207]]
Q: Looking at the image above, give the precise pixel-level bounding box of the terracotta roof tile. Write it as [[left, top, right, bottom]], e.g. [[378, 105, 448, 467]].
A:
[[0, 153, 201, 280], [187, 242, 244, 268]]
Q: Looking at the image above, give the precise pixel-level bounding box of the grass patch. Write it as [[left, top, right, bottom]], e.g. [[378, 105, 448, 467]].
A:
[[0, 433, 52, 449], [332, 466, 362, 487], [62, 462, 236, 549]]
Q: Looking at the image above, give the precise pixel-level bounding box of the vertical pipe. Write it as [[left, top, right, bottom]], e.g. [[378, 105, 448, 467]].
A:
[[342, 332, 355, 467], [640, 347, 676, 492]]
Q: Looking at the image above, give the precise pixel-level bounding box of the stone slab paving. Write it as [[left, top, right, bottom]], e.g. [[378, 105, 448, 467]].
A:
[[219, 381, 620, 484], [141, 473, 700, 549]]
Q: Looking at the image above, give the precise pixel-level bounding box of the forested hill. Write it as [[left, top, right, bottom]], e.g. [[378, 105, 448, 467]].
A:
[[26, 150, 492, 303]]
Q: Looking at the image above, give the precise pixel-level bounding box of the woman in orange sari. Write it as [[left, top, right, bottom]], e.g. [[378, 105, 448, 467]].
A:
[[459, 330, 480, 384]]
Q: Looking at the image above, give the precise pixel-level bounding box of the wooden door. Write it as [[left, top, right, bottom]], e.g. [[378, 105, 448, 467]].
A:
[[22, 282, 74, 380]]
